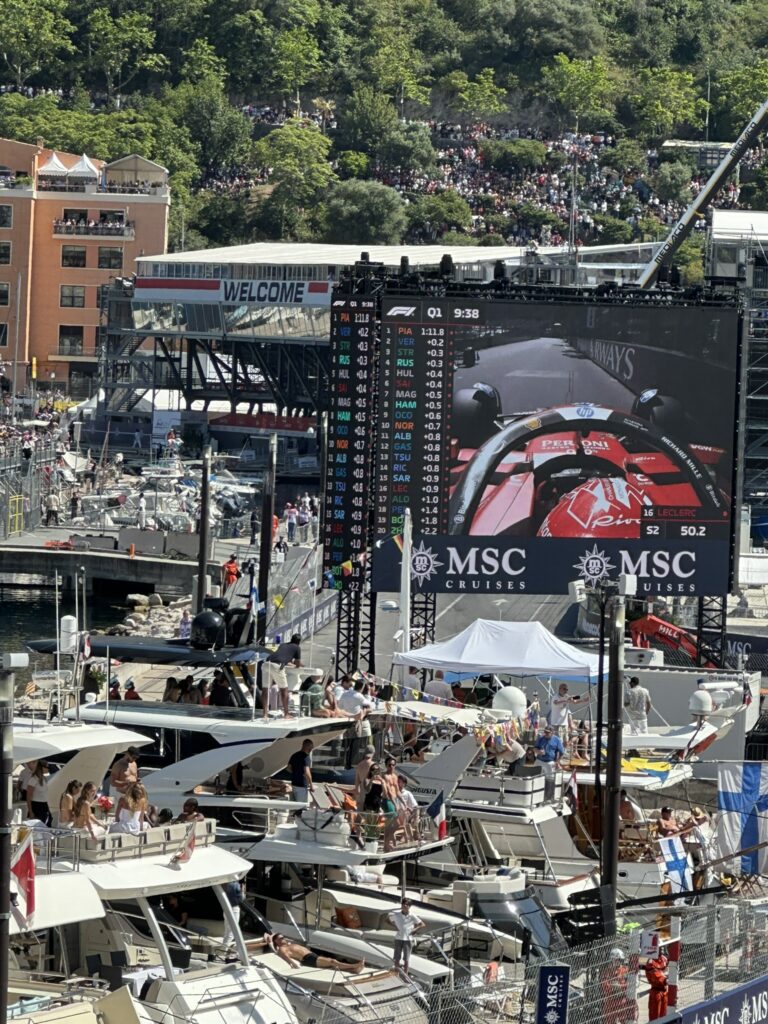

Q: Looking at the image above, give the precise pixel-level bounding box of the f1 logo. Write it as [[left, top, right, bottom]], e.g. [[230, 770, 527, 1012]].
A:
[[387, 306, 416, 317]]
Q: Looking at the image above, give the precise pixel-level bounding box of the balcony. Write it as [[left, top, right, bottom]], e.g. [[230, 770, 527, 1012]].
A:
[[53, 219, 135, 239], [57, 339, 86, 357]]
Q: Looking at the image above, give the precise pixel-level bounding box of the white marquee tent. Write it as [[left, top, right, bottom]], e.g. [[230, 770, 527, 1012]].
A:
[[391, 619, 601, 681]]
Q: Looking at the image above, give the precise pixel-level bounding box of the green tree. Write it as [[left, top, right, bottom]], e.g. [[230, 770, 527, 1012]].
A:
[[336, 85, 399, 161], [379, 123, 436, 173], [168, 77, 253, 177], [653, 161, 693, 204], [86, 9, 169, 105], [180, 39, 227, 86], [594, 214, 633, 244], [270, 28, 323, 114], [206, 1, 269, 95], [321, 180, 407, 243], [629, 68, 705, 138], [540, 53, 617, 128], [442, 67, 507, 122], [599, 139, 647, 174], [367, 31, 431, 112], [481, 139, 548, 172], [253, 119, 336, 238], [336, 151, 371, 179], [407, 191, 473, 236], [0, 0, 74, 89], [714, 60, 768, 136]]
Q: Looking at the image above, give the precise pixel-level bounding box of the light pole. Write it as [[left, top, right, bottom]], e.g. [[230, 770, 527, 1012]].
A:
[[570, 573, 636, 936]]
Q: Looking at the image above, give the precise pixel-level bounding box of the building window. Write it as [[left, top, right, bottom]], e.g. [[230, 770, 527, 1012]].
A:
[[98, 247, 123, 270], [62, 245, 86, 268], [0, 205, 11, 228], [0, 283, 9, 306], [60, 285, 85, 308], [99, 210, 125, 223], [63, 208, 87, 224], [58, 325, 84, 355], [0, 242, 10, 265], [0, 323, 7, 347]]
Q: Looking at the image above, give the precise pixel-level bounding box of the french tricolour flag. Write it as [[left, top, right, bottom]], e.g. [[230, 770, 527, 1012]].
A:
[[427, 791, 448, 840], [11, 832, 36, 927]]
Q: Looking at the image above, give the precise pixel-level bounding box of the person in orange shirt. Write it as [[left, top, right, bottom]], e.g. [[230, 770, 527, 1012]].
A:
[[600, 949, 637, 1024], [222, 554, 241, 589], [644, 952, 669, 1021]]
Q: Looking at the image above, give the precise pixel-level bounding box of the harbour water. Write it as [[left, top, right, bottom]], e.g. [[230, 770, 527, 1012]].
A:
[[0, 584, 121, 680]]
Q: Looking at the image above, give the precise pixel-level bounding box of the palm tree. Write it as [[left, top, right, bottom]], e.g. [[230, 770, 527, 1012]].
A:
[[312, 97, 336, 134]]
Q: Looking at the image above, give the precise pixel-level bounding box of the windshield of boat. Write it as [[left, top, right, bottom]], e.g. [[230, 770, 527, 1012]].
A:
[[470, 887, 563, 957]]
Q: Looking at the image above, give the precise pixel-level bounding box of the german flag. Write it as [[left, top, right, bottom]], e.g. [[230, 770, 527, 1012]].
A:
[[392, 534, 404, 553], [340, 560, 354, 576]]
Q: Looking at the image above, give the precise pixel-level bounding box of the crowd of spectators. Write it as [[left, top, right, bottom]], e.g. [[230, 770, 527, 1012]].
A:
[[204, 109, 765, 248], [380, 124, 755, 247]]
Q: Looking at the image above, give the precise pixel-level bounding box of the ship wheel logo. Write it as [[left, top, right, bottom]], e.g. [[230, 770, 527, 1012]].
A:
[[410, 541, 443, 588], [574, 544, 615, 586]]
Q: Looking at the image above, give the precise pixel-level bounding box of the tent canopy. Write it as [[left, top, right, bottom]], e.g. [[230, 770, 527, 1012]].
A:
[[392, 619, 600, 681], [67, 153, 99, 178], [38, 152, 68, 176]]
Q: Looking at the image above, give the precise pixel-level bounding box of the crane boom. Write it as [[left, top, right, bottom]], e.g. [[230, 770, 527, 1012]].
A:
[[637, 95, 768, 289]]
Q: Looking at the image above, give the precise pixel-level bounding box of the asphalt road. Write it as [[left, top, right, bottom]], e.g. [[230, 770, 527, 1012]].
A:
[[453, 336, 633, 417], [303, 589, 576, 676]]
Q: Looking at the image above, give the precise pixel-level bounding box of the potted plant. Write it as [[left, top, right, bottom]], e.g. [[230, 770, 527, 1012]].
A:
[[361, 813, 380, 852]]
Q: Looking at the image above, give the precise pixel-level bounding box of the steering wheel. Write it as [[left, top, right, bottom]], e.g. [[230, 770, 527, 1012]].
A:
[[448, 404, 726, 535]]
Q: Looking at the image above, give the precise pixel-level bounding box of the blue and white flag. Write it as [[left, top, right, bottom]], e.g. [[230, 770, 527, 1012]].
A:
[[715, 763, 768, 876], [659, 836, 693, 893]]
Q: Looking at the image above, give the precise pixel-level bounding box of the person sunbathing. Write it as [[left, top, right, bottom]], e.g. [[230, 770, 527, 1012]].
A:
[[271, 934, 364, 973]]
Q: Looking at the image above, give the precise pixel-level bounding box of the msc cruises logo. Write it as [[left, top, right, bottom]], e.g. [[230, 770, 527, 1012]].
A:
[[574, 544, 616, 585], [410, 541, 443, 587], [387, 306, 416, 317]]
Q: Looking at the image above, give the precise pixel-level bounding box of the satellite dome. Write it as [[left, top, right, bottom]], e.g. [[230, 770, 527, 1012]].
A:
[[491, 684, 527, 718], [190, 610, 227, 650]]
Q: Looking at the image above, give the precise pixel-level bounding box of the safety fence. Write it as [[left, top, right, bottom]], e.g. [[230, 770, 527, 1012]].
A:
[[0, 441, 60, 543], [526, 901, 768, 1024]]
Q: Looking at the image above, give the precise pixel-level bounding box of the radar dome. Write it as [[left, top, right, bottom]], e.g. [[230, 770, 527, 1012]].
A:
[[492, 684, 527, 718], [190, 610, 227, 650]]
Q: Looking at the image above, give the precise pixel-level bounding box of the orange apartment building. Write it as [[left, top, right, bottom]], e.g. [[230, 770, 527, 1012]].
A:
[[0, 138, 169, 396]]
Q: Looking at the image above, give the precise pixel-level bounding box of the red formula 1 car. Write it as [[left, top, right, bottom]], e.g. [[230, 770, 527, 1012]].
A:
[[447, 385, 730, 538]]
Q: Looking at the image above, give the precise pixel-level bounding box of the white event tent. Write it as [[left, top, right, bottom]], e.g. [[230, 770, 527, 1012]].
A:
[[391, 619, 601, 682]]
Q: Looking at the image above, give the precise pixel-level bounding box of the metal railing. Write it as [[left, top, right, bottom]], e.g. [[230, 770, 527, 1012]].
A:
[[52, 219, 135, 238]]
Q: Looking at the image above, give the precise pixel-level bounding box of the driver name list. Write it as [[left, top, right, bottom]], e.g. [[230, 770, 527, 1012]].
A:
[[376, 299, 455, 538], [322, 298, 376, 589]]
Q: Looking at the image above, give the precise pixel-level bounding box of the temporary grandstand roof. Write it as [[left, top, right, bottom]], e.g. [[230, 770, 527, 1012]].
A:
[[140, 241, 534, 267]]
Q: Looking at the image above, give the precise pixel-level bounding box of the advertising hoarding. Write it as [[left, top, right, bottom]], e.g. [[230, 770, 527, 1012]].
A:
[[371, 297, 740, 596]]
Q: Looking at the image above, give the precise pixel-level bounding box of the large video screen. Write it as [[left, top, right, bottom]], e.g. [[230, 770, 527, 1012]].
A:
[[371, 297, 741, 595]]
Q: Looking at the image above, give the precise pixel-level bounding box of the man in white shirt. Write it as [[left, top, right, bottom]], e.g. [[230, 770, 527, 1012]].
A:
[[424, 670, 453, 703], [396, 775, 418, 840], [387, 898, 425, 975], [339, 680, 373, 765], [624, 676, 651, 734], [549, 683, 586, 740]]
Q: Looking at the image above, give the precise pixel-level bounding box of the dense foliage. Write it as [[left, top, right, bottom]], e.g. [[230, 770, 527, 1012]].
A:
[[1, 0, 764, 251]]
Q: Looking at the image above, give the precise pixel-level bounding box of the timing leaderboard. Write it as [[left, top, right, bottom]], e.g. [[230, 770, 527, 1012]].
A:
[[375, 298, 468, 537], [322, 298, 376, 589]]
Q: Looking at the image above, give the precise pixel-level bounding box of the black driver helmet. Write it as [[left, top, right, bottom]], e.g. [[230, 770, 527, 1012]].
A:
[[452, 383, 502, 448]]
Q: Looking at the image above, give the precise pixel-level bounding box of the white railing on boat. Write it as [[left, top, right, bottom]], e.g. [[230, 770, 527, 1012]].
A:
[[11, 817, 217, 871]]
